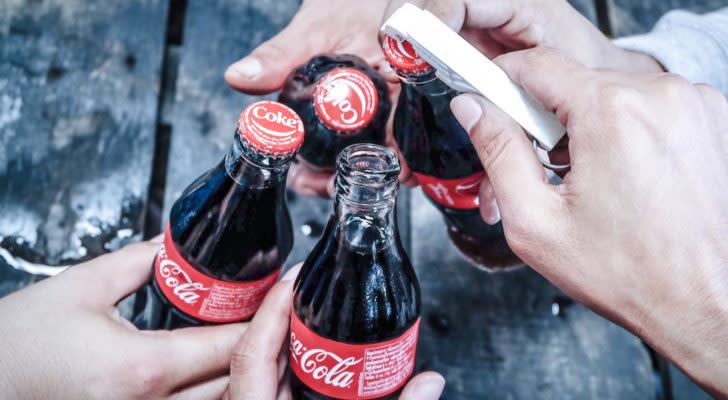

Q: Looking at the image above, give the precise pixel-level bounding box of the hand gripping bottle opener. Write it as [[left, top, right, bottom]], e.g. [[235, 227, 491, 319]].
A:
[[381, 3, 569, 171]]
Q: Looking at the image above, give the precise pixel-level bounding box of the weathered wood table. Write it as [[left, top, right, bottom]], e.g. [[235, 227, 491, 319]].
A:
[[1, 0, 725, 398]]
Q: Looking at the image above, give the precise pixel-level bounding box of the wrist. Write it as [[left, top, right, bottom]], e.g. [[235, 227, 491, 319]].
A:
[[626, 261, 728, 397]]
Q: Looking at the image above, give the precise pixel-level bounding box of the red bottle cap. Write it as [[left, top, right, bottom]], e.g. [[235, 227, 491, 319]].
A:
[[313, 68, 379, 133], [239, 101, 304, 156], [382, 35, 432, 74]]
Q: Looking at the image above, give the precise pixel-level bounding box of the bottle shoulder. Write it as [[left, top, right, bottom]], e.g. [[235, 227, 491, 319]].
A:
[[293, 217, 420, 342]]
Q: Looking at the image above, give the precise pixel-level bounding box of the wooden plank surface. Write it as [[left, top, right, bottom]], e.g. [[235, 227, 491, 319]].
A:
[[0, 0, 168, 295], [608, 0, 728, 36]]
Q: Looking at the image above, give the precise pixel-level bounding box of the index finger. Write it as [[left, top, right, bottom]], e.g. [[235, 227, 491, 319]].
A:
[[492, 47, 596, 128]]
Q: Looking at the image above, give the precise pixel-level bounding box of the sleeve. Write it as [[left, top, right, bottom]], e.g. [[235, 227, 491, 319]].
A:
[[613, 8, 728, 96]]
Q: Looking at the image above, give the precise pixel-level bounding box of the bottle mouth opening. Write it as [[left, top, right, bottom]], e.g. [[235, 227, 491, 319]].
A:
[[336, 144, 400, 187]]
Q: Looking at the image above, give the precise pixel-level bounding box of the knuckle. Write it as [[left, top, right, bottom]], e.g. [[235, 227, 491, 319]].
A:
[[655, 74, 694, 102], [119, 357, 168, 399], [478, 123, 514, 173], [230, 340, 264, 374], [599, 82, 641, 113], [254, 37, 293, 62], [597, 83, 645, 134], [517, 46, 552, 72]]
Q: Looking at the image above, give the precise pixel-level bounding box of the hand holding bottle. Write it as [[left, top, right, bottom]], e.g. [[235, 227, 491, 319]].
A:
[[0, 240, 243, 400], [451, 47, 728, 397], [225, 262, 445, 400]]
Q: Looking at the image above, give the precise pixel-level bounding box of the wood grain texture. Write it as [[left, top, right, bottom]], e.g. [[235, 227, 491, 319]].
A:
[[608, 0, 728, 36], [0, 0, 168, 295]]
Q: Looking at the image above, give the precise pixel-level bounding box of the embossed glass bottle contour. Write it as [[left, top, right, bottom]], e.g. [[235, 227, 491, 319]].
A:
[[289, 144, 421, 400], [131, 101, 303, 329], [382, 35, 523, 272]]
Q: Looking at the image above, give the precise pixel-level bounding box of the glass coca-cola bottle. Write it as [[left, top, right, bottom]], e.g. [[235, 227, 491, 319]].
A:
[[382, 35, 523, 272], [132, 100, 304, 329], [278, 54, 391, 170], [288, 144, 421, 400]]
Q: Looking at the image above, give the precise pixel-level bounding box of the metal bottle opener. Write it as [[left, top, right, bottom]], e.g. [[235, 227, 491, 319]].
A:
[[381, 3, 570, 171]]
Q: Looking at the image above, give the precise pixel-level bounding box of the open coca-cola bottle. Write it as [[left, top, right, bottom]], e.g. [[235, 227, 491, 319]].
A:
[[131, 100, 304, 329], [288, 144, 421, 399], [382, 35, 523, 272], [278, 54, 391, 171]]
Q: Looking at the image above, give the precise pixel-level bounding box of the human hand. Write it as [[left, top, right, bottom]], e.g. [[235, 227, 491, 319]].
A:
[[225, 0, 417, 197], [391, 0, 664, 220], [406, 0, 664, 72], [450, 47, 728, 396], [0, 240, 244, 400], [224, 264, 445, 400]]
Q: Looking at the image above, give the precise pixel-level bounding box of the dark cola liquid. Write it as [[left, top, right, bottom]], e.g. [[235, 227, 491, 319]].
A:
[[132, 142, 293, 329], [278, 54, 391, 170], [290, 213, 420, 400], [394, 74, 522, 272]]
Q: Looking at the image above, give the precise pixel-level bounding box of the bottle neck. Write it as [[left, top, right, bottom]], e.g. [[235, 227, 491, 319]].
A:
[[224, 133, 292, 189], [332, 144, 400, 251], [399, 70, 456, 97]]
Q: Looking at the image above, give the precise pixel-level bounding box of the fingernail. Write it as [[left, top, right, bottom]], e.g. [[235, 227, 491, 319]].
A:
[[485, 197, 501, 225], [451, 95, 483, 132], [410, 376, 446, 399], [227, 57, 262, 80]]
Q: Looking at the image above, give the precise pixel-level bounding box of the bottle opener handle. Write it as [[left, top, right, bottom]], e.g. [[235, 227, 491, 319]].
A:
[[381, 3, 569, 169]]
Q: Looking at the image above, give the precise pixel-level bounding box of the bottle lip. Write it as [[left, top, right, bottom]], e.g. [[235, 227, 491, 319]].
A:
[[238, 100, 304, 157], [336, 144, 400, 192]]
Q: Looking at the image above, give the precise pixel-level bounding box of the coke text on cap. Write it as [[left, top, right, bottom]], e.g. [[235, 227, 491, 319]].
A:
[[239, 100, 305, 156], [313, 68, 379, 133], [382, 35, 432, 74]]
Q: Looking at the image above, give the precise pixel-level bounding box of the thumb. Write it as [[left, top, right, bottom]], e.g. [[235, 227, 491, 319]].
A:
[[399, 372, 445, 400], [450, 94, 563, 244], [225, 14, 329, 94]]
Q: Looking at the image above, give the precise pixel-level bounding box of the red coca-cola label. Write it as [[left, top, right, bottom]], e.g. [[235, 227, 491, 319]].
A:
[[153, 225, 280, 323], [239, 100, 304, 156], [289, 312, 420, 399], [382, 35, 431, 74], [314, 68, 378, 133], [413, 172, 485, 210]]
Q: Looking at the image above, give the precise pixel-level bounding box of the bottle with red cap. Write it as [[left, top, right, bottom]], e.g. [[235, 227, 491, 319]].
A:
[[289, 143, 421, 400], [382, 35, 523, 272], [131, 100, 304, 329], [278, 54, 391, 170]]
